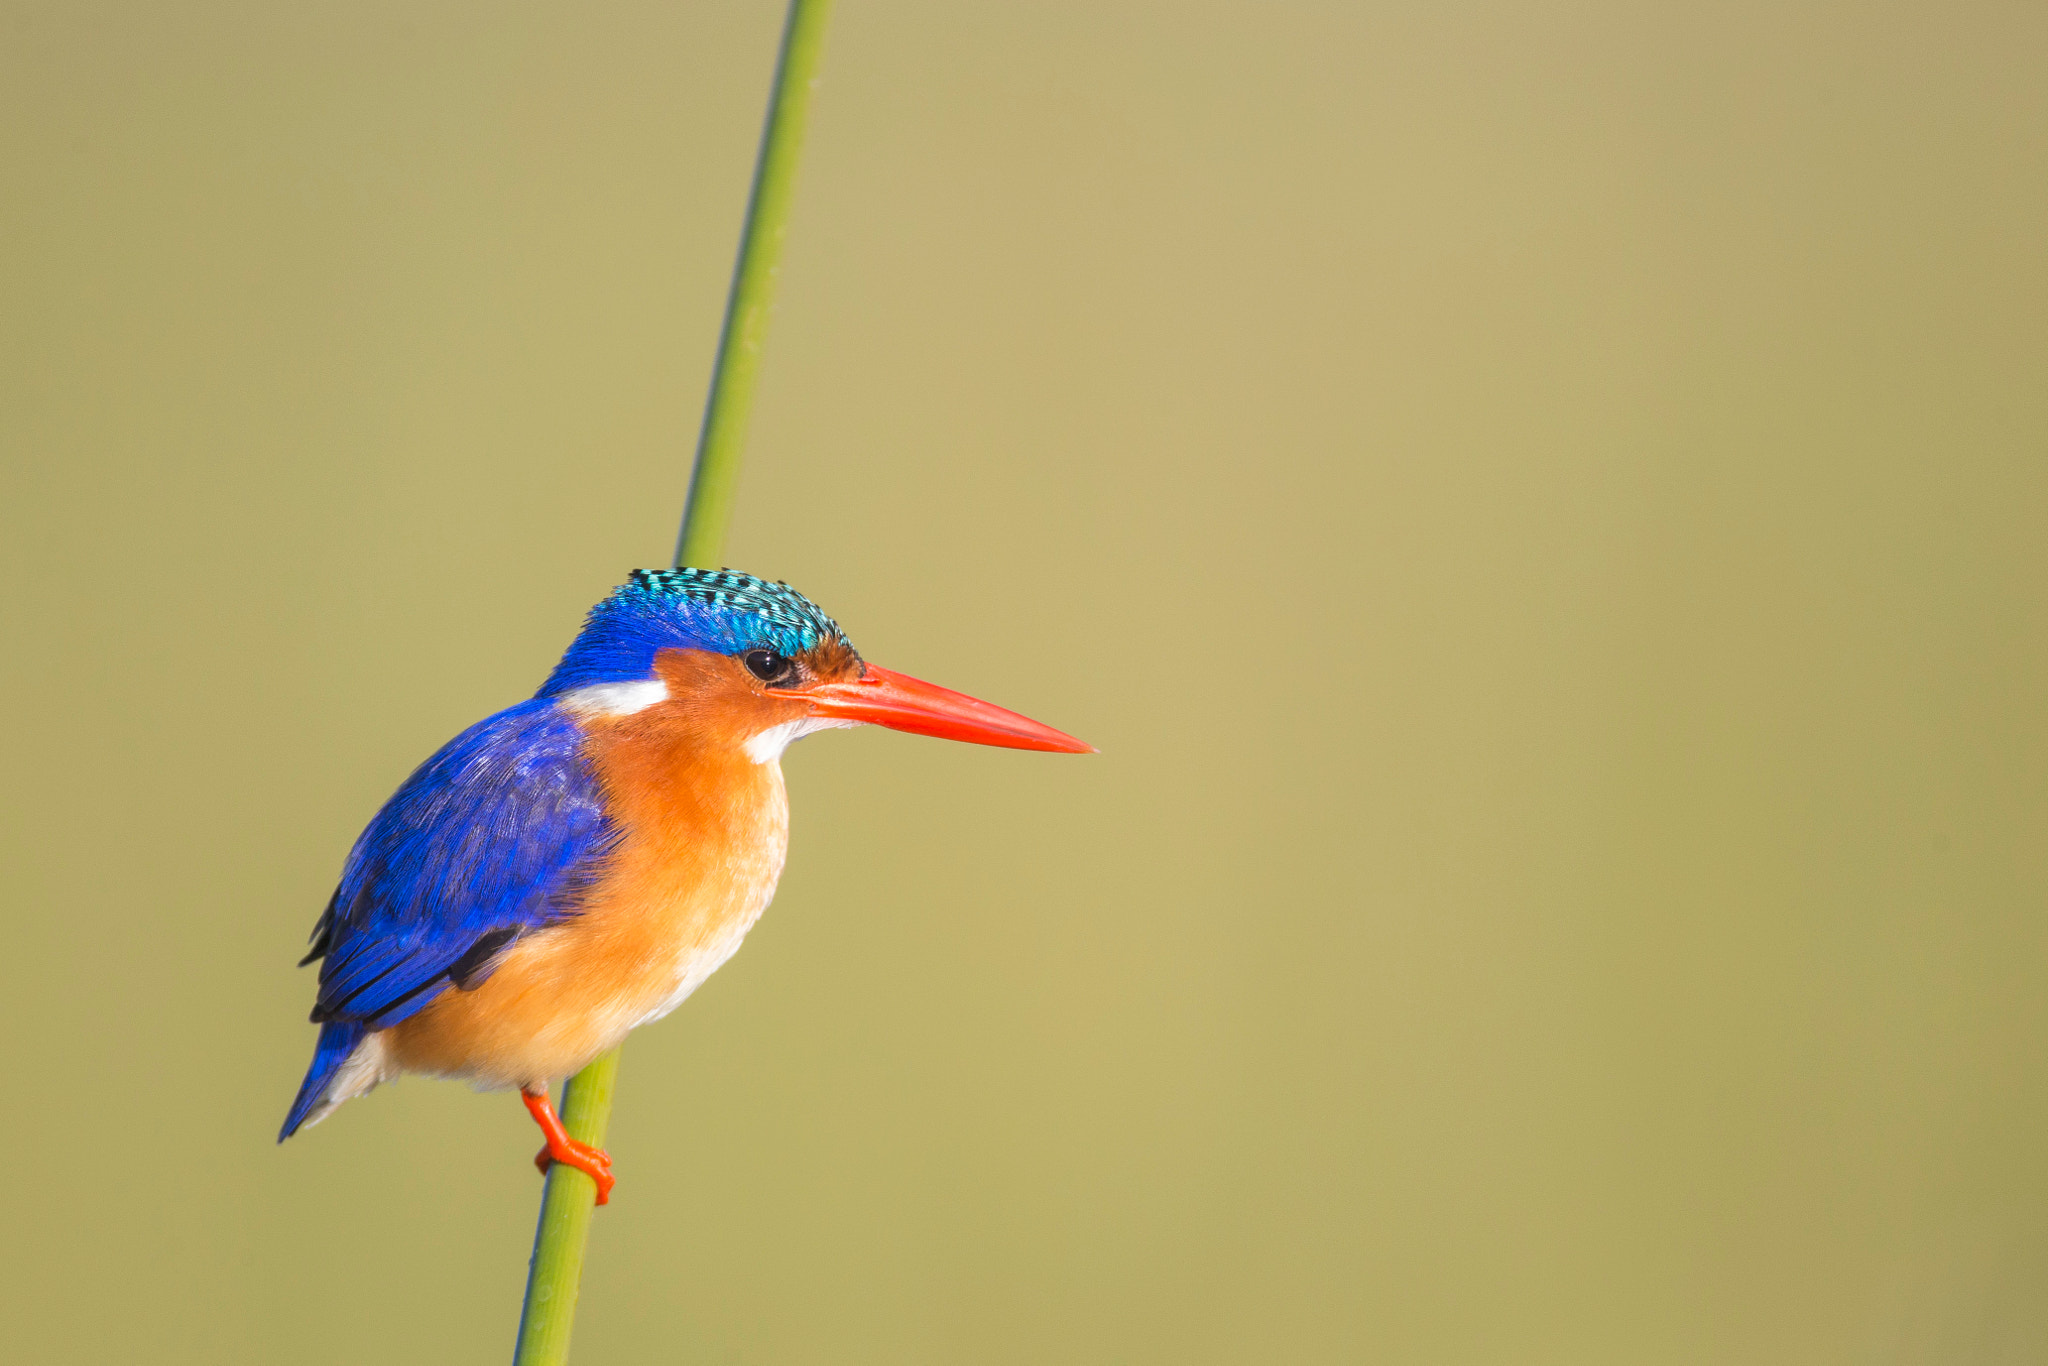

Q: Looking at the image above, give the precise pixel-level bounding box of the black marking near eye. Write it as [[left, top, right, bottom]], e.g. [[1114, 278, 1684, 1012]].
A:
[[743, 649, 796, 685]]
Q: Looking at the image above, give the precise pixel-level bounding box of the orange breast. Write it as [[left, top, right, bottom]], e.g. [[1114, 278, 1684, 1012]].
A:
[[386, 667, 794, 1090]]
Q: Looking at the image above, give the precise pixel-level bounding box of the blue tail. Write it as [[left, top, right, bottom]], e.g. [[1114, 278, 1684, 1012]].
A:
[[279, 1020, 368, 1142]]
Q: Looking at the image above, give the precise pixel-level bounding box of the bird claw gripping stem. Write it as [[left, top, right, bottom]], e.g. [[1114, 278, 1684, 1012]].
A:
[[522, 1088, 616, 1205]]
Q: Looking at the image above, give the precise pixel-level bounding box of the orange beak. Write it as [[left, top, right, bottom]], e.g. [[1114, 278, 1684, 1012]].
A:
[[777, 664, 1094, 754]]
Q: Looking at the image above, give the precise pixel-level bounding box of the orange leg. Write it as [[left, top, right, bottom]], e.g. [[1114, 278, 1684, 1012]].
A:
[[521, 1087, 616, 1206]]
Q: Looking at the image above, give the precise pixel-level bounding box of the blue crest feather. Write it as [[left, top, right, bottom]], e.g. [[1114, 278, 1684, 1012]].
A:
[[538, 568, 853, 697]]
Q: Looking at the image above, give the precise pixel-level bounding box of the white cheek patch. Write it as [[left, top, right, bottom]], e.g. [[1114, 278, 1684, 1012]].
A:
[[744, 716, 859, 765], [557, 679, 670, 718]]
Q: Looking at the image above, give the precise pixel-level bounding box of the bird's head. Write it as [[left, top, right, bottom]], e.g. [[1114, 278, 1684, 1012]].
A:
[[538, 568, 1091, 760]]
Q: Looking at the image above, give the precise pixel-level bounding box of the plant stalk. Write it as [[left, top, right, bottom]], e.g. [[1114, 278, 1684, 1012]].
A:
[[511, 1050, 619, 1365], [513, 4, 834, 1362], [675, 0, 836, 572]]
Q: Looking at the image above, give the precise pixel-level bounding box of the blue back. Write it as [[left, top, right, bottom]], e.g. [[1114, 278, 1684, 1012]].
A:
[[307, 697, 616, 1030]]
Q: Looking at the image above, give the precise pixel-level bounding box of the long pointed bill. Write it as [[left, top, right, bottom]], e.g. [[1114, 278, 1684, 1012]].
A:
[[780, 664, 1094, 753]]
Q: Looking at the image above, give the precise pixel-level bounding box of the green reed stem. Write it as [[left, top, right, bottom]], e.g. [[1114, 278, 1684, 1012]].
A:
[[514, 4, 834, 1363], [675, 0, 835, 572], [512, 1049, 619, 1365]]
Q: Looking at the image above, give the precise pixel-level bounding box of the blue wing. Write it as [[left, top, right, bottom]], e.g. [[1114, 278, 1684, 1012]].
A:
[[303, 697, 618, 1031]]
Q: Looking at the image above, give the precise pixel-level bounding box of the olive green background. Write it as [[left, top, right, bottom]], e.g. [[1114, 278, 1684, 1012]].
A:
[[4, 3, 2044, 1362]]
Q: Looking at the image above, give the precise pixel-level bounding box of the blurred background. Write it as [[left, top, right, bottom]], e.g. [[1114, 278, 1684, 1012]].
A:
[[4, 2, 2045, 1362]]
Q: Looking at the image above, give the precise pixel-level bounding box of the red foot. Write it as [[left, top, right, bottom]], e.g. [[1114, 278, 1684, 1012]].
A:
[[521, 1089, 616, 1205]]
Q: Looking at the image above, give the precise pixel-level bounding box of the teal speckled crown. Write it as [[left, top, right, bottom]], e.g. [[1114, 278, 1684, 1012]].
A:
[[625, 568, 849, 654]]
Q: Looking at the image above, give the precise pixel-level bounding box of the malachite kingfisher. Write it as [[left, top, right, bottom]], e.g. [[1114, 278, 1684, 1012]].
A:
[[281, 568, 1090, 1203]]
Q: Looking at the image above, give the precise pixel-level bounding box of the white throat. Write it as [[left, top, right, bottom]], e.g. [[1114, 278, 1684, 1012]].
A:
[[743, 717, 858, 765]]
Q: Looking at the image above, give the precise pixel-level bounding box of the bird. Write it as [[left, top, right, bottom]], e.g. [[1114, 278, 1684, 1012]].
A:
[[280, 567, 1090, 1202]]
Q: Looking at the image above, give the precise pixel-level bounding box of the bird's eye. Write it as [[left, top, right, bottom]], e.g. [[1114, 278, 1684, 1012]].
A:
[[743, 649, 794, 684]]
